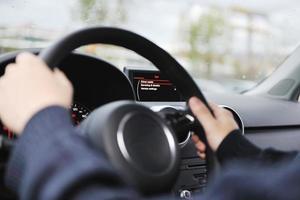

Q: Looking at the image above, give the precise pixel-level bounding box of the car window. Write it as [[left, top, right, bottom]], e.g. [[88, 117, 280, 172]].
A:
[[1, 0, 300, 94]]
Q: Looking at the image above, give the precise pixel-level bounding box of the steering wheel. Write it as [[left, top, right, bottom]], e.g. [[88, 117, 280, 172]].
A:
[[39, 27, 214, 195]]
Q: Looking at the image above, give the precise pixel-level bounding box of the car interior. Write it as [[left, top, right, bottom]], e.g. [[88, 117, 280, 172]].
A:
[[0, 26, 300, 199], [1, 1, 300, 200]]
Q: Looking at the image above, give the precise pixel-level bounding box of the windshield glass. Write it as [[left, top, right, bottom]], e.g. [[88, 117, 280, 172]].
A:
[[1, 0, 299, 94]]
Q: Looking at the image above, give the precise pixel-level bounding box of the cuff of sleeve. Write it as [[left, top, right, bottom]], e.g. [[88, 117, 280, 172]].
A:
[[216, 129, 261, 164], [5, 106, 73, 192], [23, 105, 72, 136]]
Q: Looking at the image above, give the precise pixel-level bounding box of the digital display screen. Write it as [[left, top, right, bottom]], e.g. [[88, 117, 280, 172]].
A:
[[125, 69, 183, 101]]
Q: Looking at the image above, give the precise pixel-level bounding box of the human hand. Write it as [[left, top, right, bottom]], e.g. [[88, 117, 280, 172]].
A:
[[0, 52, 73, 134], [189, 97, 239, 158]]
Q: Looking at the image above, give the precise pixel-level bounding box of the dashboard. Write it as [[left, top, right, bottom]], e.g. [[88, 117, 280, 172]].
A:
[[0, 52, 135, 142], [1, 50, 300, 199], [123, 68, 245, 195], [0, 52, 137, 199], [0, 102, 89, 140], [121, 67, 300, 196], [0, 53, 214, 197]]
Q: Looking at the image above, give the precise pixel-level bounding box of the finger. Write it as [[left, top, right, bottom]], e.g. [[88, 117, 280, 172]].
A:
[[197, 151, 206, 160], [4, 63, 17, 75], [15, 52, 36, 64], [53, 68, 74, 101], [53, 68, 65, 78], [195, 139, 206, 152], [191, 134, 200, 143], [209, 102, 223, 118], [189, 97, 215, 128], [209, 102, 220, 114], [192, 134, 206, 152], [0, 76, 5, 91], [223, 109, 234, 118], [16, 52, 48, 69], [53, 68, 72, 87]]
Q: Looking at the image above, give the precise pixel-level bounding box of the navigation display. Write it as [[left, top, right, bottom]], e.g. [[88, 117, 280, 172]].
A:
[[125, 69, 183, 101]]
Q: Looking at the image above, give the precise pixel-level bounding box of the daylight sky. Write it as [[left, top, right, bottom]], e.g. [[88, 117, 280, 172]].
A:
[[1, 0, 300, 49], [1, 0, 300, 26]]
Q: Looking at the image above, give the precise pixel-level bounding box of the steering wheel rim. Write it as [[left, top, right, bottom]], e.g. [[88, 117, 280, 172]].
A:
[[39, 27, 210, 106], [39, 26, 215, 194]]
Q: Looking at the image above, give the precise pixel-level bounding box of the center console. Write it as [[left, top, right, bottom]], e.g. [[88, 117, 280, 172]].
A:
[[124, 68, 208, 198]]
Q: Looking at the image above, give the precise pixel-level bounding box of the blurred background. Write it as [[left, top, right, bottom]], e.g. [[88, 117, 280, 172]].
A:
[[1, 0, 300, 93]]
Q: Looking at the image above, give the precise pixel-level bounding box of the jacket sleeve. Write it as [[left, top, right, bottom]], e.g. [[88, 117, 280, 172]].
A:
[[7, 106, 300, 200], [216, 129, 298, 166], [203, 156, 300, 200], [4, 106, 147, 200]]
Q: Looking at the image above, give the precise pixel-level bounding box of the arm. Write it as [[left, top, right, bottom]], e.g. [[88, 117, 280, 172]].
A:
[[5, 106, 143, 200], [216, 129, 298, 165], [3, 53, 298, 200], [1, 53, 177, 200], [203, 156, 300, 200], [13, 106, 299, 200], [188, 97, 298, 165]]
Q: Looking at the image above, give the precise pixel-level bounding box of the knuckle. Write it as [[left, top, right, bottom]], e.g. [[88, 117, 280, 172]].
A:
[[219, 107, 227, 113], [225, 110, 234, 117], [66, 79, 74, 91], [221, 108, 232, 117], [194, 104, 208, 115], [4, 64, 16, 74], [16, 52, 28, 63], [17, 52, 32, 61], [0, 77, 4, 86]]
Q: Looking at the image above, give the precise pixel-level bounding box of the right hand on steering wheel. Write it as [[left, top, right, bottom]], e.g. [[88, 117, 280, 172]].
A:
[[188, 97, 239, 159]]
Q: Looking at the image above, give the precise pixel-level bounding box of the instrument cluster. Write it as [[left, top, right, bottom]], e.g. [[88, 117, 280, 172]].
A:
[[0, 102, 90, 141]]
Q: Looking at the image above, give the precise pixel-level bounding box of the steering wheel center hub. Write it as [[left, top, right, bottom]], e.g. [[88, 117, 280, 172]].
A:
[[117, 111, 176, 175]]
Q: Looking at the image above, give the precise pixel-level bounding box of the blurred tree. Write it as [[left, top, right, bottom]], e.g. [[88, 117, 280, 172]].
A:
[[186, 8, 229, 78], [73, 0, 128, 55], [231, 6, 268, 80], [77, 0, 127, 25]]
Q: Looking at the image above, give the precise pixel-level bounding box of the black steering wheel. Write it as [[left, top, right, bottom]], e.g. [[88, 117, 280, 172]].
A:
[[39, 27, 214, 195]]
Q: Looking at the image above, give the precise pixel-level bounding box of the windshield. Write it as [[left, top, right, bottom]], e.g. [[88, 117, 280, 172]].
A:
[[1, 0, 299, 94]]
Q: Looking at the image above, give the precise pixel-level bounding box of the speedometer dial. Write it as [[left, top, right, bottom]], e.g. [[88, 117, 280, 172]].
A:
[[0, 102, 90, 140], [71, 103, 90, 125]]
